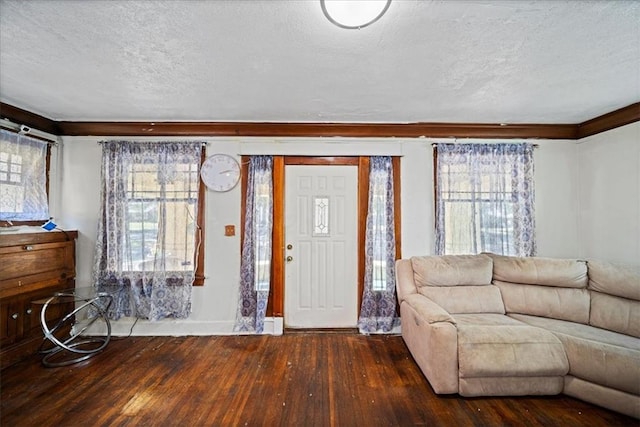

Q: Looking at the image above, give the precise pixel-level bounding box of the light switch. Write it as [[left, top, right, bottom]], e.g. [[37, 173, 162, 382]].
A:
[[224, 225, 235, 236]]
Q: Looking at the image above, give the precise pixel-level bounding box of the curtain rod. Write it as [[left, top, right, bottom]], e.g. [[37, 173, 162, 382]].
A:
[[0, 118, 59, 144], [431, 142, 539, 147], [97, 140, 207, 146]]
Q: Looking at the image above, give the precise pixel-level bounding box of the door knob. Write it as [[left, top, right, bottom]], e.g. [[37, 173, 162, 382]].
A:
[[286, 256, 293, 262]]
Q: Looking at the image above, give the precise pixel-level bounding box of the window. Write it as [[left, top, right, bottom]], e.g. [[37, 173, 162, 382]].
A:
[[94, 141, 205, 320], [124, 160, 200, 272], [253, 172, 273, 293], [369, 174, 392, 292], [435, 143, 536, 257], [0, 129, 49, 222], [359, 156, 399, 334], [312, 196, 330, 236], [234, 156, 273, 333]]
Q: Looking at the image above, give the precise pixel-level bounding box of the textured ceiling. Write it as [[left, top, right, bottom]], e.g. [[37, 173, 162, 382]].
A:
[[0, 0, 639, 124]]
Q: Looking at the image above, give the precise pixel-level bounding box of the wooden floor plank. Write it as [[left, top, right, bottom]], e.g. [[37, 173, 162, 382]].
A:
[[1, 333, 636, 426]]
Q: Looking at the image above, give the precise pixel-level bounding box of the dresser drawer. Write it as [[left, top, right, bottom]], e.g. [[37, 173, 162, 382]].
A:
[[0, 241, 75, 298]]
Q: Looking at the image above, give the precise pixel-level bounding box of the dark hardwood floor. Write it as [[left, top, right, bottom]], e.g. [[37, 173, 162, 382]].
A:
[[1, 332, 636, 427]]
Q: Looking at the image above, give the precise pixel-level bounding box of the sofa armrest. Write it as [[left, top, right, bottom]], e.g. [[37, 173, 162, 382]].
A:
[[396, 259, 418, 302], [403, 293, 456, 325], [400, 300, 459, 394]]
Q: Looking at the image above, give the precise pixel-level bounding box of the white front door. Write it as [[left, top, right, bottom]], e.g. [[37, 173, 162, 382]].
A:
[[284, 165, 358, 328]]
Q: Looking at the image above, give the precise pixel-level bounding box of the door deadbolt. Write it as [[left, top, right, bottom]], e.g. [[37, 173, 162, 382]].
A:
[[286, 244, 293, 250]]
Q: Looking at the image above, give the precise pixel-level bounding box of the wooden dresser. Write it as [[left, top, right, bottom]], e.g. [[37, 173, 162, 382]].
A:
[[0, 230, 78, 369]]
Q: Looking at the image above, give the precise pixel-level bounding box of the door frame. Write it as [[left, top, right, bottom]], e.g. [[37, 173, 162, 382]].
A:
[[240, 155, 401, 318]]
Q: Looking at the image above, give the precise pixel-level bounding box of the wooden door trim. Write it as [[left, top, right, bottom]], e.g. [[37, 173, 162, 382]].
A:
[[357, 157, 370, 312], [392, 156, 402, 261], [271, 157, 365, 318], [270, 156, 285, 316], [267, 156, 401, 319], [284, 156, 360, 166], [240, 155, 403, 319]]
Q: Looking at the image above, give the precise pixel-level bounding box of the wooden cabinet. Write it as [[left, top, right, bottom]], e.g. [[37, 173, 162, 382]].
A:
[[0, 231, 78, 369]]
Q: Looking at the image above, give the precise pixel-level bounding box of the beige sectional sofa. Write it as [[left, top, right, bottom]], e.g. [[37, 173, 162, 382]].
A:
[[396, 253, 640, 418]]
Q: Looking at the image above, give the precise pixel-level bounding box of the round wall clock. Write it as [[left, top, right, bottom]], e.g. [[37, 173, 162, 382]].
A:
[[201, 154, 241, 192]]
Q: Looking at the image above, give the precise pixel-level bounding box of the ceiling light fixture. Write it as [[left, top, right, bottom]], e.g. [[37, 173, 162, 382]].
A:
[[321, 0, 392, 29]]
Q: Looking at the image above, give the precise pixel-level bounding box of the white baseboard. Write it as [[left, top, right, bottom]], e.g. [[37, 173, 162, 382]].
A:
[[75, 317, 284, 337], [75, 317, 403, 337], [363, 324, 402, 335]]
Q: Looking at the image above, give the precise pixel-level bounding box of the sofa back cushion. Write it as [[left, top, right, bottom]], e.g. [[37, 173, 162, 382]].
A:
[[411, 254, 493, 287], [488, 253, 588, 288], [410, 254, 504, 314], [587, 260, 640, 301], [494, 281, 590, 323], [590, 291, 640, 338], [587, 260, 640, 337], [487, 254, 589, 323], [418, 285, 505, 314]]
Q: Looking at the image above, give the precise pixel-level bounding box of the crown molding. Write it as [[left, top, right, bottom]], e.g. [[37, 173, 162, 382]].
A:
[[1, 101, 638, 140], [0, 102, 60, 135], [56, 121, 578, 139], [577, 102, 640, 138]]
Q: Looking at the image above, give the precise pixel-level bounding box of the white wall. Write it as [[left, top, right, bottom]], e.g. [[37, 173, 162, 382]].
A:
[[577, 122, 640, 269], [533, 140, 581, 258], [56, 136, 582, 335]]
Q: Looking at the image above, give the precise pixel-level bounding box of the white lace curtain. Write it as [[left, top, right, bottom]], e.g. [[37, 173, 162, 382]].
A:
[[0, 129, 49, 221], [92, 141, 203, 321], [358, 156, 400, 334], [233, 156, 273, 333], [435, 143, 536, 257]]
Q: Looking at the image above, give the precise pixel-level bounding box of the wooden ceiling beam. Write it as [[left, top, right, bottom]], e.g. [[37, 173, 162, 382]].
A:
[[577, 102, 640, 138], [55, 121, 579, 139], [0, 102, 60, 135], [1, 101, 638, 140]]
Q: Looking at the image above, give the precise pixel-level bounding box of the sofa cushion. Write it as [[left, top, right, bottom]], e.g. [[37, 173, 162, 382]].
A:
[[402, 294, 456, 325], [494, 280, 590, 324], [453, 313, 525, 327], [590, 291, 640, 338], [411, 254, 493, 287], [509, 314, 640, 395], [418, 285, 505, 314], [487, 253, 587, 288], [459, 377, 564, 397], [587, 259, 640, 301], [457, 324, 569, 379]]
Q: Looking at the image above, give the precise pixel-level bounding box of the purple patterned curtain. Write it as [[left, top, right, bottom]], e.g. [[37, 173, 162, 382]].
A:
[[233, 156, 273, 333], [358, 156, 400, 334], [92, 141, 203, 321], [435, 143, 536, 256]]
